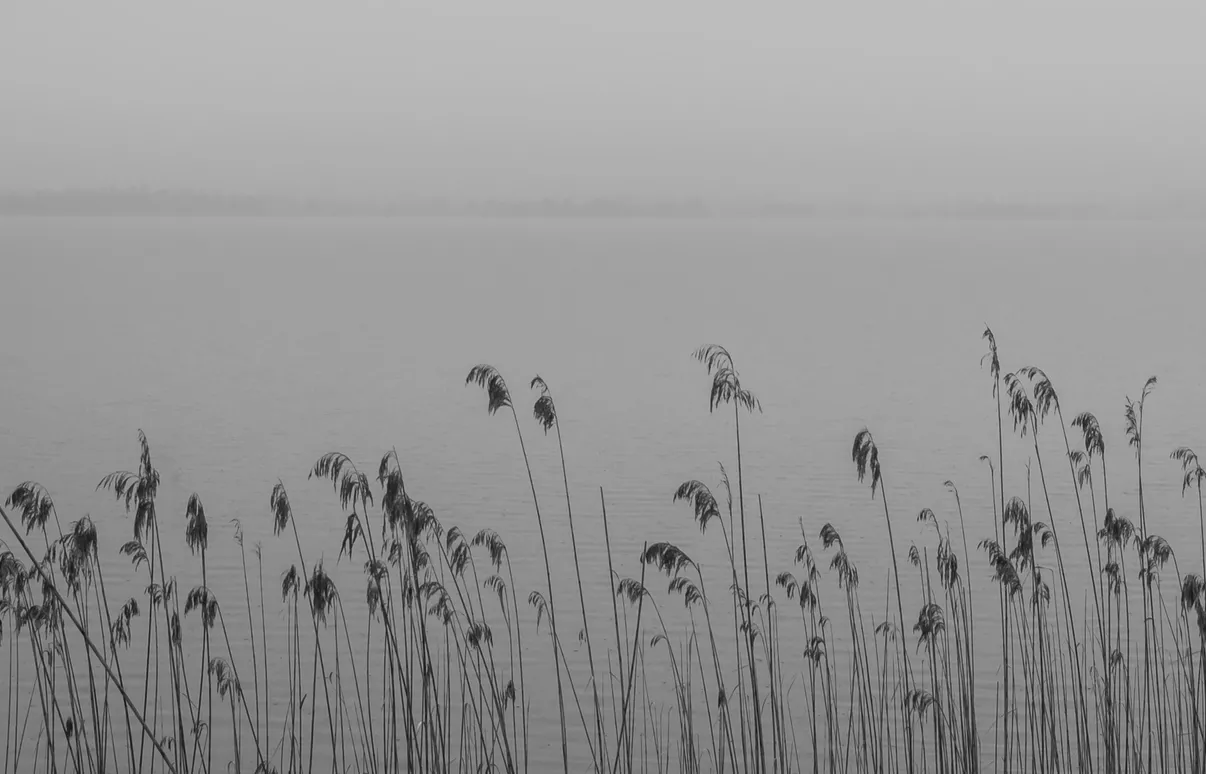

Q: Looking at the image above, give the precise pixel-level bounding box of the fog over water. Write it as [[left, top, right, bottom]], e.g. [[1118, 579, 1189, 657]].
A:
[[5, 3, 1206, 771], [4, 4, 1206, 205]]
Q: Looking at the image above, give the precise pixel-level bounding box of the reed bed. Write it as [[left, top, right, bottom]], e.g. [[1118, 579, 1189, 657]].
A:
[[2, 331, 1204, 774]]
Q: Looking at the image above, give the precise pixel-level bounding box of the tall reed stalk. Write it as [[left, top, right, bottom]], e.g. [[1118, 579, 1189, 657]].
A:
[[467, 365, 569, 773]]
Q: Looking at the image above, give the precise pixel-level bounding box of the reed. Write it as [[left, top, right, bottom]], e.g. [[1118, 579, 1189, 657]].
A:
[[4, 332, 1206, 773]]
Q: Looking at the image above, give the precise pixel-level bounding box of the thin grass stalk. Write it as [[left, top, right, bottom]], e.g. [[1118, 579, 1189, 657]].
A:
[[612, 544, 649, 774], [1125, 380, 1156, 774], [601, 487, 625, 772], [692, 346, 764, 774], [531, 377, 606, 772], [232, 525, 261, 754], [755, 496, 786, 774], [853, 429, 917, 774], [983, 327, 1011, 774], [336, 597, 374, 774], [87, 535, 138, 774]]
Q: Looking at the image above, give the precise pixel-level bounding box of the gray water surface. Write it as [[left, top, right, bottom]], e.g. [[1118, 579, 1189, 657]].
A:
[[2, 216, 1204, 769]]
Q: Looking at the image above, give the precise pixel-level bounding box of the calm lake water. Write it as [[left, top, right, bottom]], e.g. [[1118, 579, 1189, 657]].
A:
[[2, 216, 1204, 770]]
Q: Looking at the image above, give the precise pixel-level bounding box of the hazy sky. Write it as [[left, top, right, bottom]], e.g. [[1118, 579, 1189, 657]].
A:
[[4, 3, 1205, 201]]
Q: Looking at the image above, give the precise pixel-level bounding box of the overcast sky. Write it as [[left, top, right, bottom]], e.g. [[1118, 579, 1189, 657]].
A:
[[3, 3, 1205, 201]]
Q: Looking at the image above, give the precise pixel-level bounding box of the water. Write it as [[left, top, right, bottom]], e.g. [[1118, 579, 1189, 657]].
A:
[[2, 216, 1204, 770]]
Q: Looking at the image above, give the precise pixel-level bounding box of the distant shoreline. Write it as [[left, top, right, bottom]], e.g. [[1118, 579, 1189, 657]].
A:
[[3, 189, 1205, 221]]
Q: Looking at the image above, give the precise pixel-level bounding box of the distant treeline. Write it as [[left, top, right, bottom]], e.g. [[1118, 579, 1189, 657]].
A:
[[0, 189, 711, 218], [4, 187, 1206, 219]]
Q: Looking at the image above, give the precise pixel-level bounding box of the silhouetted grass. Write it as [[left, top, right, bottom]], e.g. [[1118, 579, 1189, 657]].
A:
[[2, 332, 1205, 773]]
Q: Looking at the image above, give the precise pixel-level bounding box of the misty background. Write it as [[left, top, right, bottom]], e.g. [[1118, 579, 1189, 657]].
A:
[[4, 3, 1206, 211], [6, 5, 1206, 769]]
